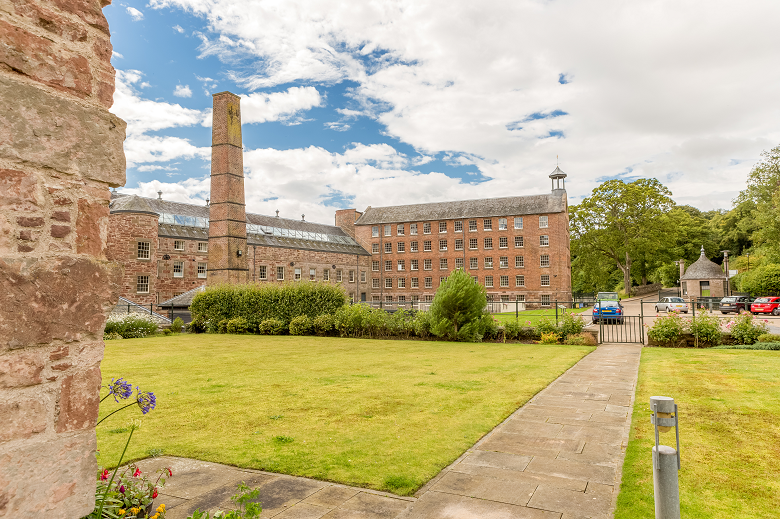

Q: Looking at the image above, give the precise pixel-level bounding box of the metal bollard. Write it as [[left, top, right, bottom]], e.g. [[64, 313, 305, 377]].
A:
[[651, 396, 681, 519]]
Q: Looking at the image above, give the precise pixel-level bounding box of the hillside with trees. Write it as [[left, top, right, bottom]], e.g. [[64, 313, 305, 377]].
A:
[[570, 143, 780, 296]]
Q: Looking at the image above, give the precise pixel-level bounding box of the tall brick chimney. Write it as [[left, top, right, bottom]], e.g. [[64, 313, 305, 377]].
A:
[[208, 92, 248, 284]]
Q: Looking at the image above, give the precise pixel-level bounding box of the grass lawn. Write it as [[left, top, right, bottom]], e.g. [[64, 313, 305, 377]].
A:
[[615, 348, 780, 518], [492, 306, 590, 326], [98, 335, 592, 495]]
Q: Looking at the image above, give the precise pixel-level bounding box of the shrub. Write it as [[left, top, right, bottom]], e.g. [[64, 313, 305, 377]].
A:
[[534, 317, 558, 338], [289, 315, 313, 336], [226, 316, 249, 334], [758, 333, 780, 343], [481, 316, 502, 341], [171, 317, 184, 333], [104, 314, 159, 339], [187, 316, 208, 334], [429, 269, 489, 342], [558, 313, 585, 339], [686, 313, 722, 347], [412, 311, 433, 339], [103, 332, 123, 341], [538, 332, 560, 344], [163, 328, 172, 336], [258, 318, 286, 335], [647, 313, 685, 345], [563, 333, 592, 345], [333, 304, 373, 338], [504, 320, 521, 340], [190, 282, 348, 330], [736, 264, 780, 294], [726, 313, 769, 345], [312, 314, 334, 336], [387, 309, 416, 340]]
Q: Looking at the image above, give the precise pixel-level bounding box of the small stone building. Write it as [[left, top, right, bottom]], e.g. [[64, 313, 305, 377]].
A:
[[680, 246, 727, 298]]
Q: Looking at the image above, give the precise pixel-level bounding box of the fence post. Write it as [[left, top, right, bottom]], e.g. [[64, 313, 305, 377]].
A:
[[692, 301, 695, 318], [555, 300, 558, 326], [516, 299, 518, 320], [640, 299, 645, 344]]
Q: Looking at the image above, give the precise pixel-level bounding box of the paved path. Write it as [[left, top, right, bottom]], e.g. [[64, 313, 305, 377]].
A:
[[138, 344, 642, 519]]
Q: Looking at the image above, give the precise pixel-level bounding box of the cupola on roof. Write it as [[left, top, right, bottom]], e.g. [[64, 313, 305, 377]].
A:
[[681, 246, 727, 280]]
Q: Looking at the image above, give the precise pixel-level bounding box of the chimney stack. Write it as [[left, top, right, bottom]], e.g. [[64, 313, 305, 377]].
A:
[[207, 92, 248, 284]]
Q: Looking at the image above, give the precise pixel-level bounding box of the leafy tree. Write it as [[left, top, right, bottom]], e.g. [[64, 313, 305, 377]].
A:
[[735, 264, 780, 295], [737, 144, 780, 259], [429, 269, 490, 342], [570, 179, 675, 296], [711, 201, 758, 257]]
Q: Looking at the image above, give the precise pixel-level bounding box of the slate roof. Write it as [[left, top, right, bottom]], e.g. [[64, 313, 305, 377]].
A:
[[110, 193, 368, 256], [354, 193, 566, 225], [158, 285, 205, 308], [681, 247, 726, 280]]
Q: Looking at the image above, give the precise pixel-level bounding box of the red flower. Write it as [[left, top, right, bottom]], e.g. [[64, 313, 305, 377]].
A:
[[152, 488, 158, 499], [100, 469, 110, 481], [167, 468, 173, 477], [133, 467, 142, 477]]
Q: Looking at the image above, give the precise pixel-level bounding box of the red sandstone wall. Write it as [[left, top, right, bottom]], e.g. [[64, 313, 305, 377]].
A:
[[248, 245, 372, 301], [354, 208, 572, 303], [0, 0, 126, 515]]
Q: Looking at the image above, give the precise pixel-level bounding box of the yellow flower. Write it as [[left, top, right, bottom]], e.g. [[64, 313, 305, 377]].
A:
[[130, 508, 140, 514], [151, 514, 160, 519], [157, 504, 166, 512], [118, 511, 126, 516]]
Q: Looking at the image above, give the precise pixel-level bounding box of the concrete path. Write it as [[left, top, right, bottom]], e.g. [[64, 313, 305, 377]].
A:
[[138, 343, 642, 519]]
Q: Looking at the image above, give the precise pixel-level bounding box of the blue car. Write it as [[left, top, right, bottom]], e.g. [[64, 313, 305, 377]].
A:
[[592, 300, 624, 324]]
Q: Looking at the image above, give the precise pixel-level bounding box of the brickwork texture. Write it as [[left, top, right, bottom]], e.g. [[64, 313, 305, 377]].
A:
[[0, 0, 125, 515]]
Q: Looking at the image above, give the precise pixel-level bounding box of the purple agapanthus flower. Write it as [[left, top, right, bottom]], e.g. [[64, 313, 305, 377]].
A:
[[107, 378, 133, 403], [136, 391, 157, 414]]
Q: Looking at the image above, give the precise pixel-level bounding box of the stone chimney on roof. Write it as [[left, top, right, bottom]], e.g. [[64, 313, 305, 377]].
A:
[[207, 91, 248, 284]]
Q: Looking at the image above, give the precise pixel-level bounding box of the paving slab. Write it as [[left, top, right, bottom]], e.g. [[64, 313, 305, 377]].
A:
[[135, 343, 641, 519]]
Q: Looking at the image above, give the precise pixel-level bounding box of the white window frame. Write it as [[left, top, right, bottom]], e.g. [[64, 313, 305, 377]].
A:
[[540, 255, 550, 267], [173, 261, 184, 278], [277, 266, 284, 280], [454, 221, 463, 232], [539, 216, 548, 228], [174, 240, 185, 251], [485, 275, 494, 288], [540, 235, 549, 247], [198, 242, 208, 252], [198, 262, 207, 278], [499, 218, 508, 230], [500, 275, 509, 288], [424, 259, 432, 270], [372, 226, 379, 237], [136, 275, 149, 293], [397, 224, 405, 236], [541, 274, 550, 287], [516, 275, 525, 287], [499, 237, 508, 249], [516, 256, 524, 268], [514, 217, 523, 230], [411, 277, 419, 288], [440, 258, 448, 270], [484, 257, 493, 269], [410, 223, 418, 235], [439, 221, 447, 233], [483, 219, 493, 231], [258, 265, 267, 280], [137, 241, 150, 260], [294, 268, 301, 281], [423, 222, 432, 234], [515, 236, 524, 248]]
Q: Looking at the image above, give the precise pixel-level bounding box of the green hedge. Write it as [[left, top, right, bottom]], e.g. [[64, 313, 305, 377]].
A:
[[190, 282, 348, 333]]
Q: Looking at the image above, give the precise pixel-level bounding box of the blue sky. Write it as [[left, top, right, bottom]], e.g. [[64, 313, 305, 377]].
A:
[[106, 0, 780, 223]]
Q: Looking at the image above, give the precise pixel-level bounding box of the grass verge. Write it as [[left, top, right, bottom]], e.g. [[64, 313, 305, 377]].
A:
[[615, 348, 780, 518], [98, 335, 592, 495]]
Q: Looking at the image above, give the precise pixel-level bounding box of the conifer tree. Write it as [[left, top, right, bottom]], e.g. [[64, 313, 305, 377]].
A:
[[429, 269, 490, 342]]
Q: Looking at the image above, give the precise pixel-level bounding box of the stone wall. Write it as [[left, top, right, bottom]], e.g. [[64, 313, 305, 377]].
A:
[[0, 0, 125, 515]]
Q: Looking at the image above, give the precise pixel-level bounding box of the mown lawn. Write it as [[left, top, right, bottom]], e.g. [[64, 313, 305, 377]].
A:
[[615, 348, 780, 518], [97, 335, 592, 495], [492, 306, 590, 326]]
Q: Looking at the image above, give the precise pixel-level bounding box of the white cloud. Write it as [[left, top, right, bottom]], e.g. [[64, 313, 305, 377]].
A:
[[144, 0, 780, 210], [173, 24, 185, 33], [174, 84, 193, 98], [112, 51, 124, 59], [111, 70, 209, 167], [126, 6, 144, 21], [240, 86, 323, 124]]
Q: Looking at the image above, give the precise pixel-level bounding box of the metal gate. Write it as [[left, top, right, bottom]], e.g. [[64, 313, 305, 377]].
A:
[[597, 315, 645, 344]]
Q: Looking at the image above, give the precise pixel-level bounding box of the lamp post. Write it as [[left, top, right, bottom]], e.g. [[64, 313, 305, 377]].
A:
[[651, 396, 681, 519], [721, 250, 731, 296]]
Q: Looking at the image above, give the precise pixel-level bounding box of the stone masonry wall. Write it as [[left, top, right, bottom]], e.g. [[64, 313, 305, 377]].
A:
[[248, 245, 372, 302], [106, 212, 159, 304], [0, 0, 126, 515]]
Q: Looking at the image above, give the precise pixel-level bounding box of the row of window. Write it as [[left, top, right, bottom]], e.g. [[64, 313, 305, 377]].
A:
[[372, 274, 551, 290], [371, 255, 548, 271], [371, 216, 549, 238], [372, 235, 548, 254], [256, 266, 366, 283], [372, 294, 552, 304], [137, 240, 208, 259]]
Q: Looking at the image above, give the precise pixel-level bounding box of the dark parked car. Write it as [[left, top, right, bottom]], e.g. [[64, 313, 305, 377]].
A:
[[750, 297, 780, 316], [592, 300, 624, 323], [720, 296, 750, 314]]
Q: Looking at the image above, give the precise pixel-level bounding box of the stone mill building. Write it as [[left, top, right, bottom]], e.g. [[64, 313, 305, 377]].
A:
[[680, 246, 728, 298]]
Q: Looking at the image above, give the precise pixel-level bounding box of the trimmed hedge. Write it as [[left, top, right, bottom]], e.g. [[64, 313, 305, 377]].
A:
[[190, 282, 348, 333], [712, 342, 780, 350]]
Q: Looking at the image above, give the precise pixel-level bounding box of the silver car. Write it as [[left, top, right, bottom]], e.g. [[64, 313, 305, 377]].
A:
[[655, 297, 689, 313]]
